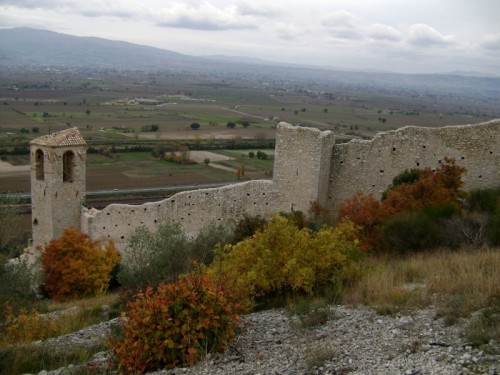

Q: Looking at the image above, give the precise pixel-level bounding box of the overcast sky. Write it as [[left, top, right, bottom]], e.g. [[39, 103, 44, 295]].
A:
[[1, 0, 499, 75]]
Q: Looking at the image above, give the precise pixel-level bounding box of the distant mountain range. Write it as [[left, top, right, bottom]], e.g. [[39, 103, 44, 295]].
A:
[[1, 27, 499, 100], [0, 27, 200, 70]]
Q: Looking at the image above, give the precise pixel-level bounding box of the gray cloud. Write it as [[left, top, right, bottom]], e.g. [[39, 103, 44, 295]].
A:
[[480, 32, 500, 50], [2, 0, 145, 19], [408, 24, 455, 46], [322, 11, 363, 40], [368, 23, 402, 42], [154, 2, 258, 31], [235, 2, 281, 18]]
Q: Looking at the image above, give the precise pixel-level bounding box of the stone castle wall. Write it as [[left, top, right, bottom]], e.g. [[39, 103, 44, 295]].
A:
[[327, 120, 499, 210], [81, 120, 499, 250], [83, 180, 277, 249]]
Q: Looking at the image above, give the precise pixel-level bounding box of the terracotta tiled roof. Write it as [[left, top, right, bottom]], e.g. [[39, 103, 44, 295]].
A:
[[30, 128, 87, 147]]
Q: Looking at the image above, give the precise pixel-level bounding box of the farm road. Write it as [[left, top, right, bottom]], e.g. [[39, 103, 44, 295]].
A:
[[189, 151, 237, 173], [0, 160, 29, 175]]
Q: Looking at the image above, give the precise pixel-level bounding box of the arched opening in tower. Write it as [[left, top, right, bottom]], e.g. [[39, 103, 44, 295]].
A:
[[63, 151, 75, 182], [35, 149, 44, 180]]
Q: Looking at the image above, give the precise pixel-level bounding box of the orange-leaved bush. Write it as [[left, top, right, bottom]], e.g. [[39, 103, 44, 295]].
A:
[[112, 272, 241, 373], [41, 228, 120, 301], [336, 158, 467, 252]]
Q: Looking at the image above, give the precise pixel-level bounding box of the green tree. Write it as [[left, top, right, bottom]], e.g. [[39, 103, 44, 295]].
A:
[[190, 122, 200, 130], [118, 223, 190, 290], [0, 193, 23, 257]]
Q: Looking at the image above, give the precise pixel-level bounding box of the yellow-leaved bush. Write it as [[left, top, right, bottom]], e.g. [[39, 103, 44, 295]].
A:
[[207, 216, 362, 309]]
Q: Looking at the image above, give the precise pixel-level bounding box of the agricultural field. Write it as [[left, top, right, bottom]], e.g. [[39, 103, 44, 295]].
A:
[[1, 67, 498, 195]]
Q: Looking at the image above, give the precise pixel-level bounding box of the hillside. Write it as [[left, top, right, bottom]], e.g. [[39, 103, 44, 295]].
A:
[[1, 28, 500, 101]]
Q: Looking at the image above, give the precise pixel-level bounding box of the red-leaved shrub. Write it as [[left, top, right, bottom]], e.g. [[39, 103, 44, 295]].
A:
[[112, 272, 241, 373]]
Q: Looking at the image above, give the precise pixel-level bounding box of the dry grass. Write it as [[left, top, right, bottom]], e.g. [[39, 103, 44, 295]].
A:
[[1, 293, 121, 345], [343, 248, 500, 318]]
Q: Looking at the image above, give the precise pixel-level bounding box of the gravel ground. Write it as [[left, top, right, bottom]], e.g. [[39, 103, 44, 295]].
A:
[[38, 305, 499, 375]]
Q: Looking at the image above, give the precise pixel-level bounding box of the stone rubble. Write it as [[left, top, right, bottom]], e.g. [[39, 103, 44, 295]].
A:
[[38, 305, 499, 375]]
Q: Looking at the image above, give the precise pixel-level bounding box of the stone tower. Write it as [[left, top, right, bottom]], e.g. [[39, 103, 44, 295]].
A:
[[30, 128, 86, 247], [272, 123, 336, 213]]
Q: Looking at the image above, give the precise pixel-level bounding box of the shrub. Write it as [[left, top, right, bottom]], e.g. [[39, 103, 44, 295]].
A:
[[117, 223, 190, 291], [337, 158, 467, 252], [336, 192, 383, 252], [209, 216, 361, 309], [381, 211, 440, 254], [231, 214, 267, 243], [190, 222, 234, 265], [112, 272, 241, 373], [307, 201, 333, 231], [42, 228, 121, 302], [118, 222, 234, 292], [0, 193, 23, 257]]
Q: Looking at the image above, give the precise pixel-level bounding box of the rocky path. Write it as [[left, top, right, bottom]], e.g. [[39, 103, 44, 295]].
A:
[[39, 305, 499, 375]]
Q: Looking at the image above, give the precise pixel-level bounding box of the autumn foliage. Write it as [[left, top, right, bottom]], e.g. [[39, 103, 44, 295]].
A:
[[42, 228, 121, 301], [112, 272, 241, 373], [207, 216, 361, 308], [337, 158, 467, 252]]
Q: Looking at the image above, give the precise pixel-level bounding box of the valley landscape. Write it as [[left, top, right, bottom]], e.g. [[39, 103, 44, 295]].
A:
[[0, 26, 499, 375]]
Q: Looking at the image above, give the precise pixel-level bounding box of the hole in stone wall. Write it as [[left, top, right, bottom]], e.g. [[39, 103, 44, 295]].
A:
[[340, 161, 344, 164], [478, 175, 482, 178], [490, 151, 493, 154], [392, 147, 396, 151], [106, 213, 110, 216], [171, 200, 175, 203], [154, 220, 157, 223], [380, 170, 384, 173], [416, 162, 420, 166], [461, 156, 465, 160], [144, 208, 147, 211], [103, 226, 106, 230], [33, 218, 38, 225], [121, 236, 125, 240], [422, 145, 426, 148], [247, 193, 250, 196]]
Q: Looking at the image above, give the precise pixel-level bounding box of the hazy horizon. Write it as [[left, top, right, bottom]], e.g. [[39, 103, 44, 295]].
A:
[[1, 0, 499, 76]]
